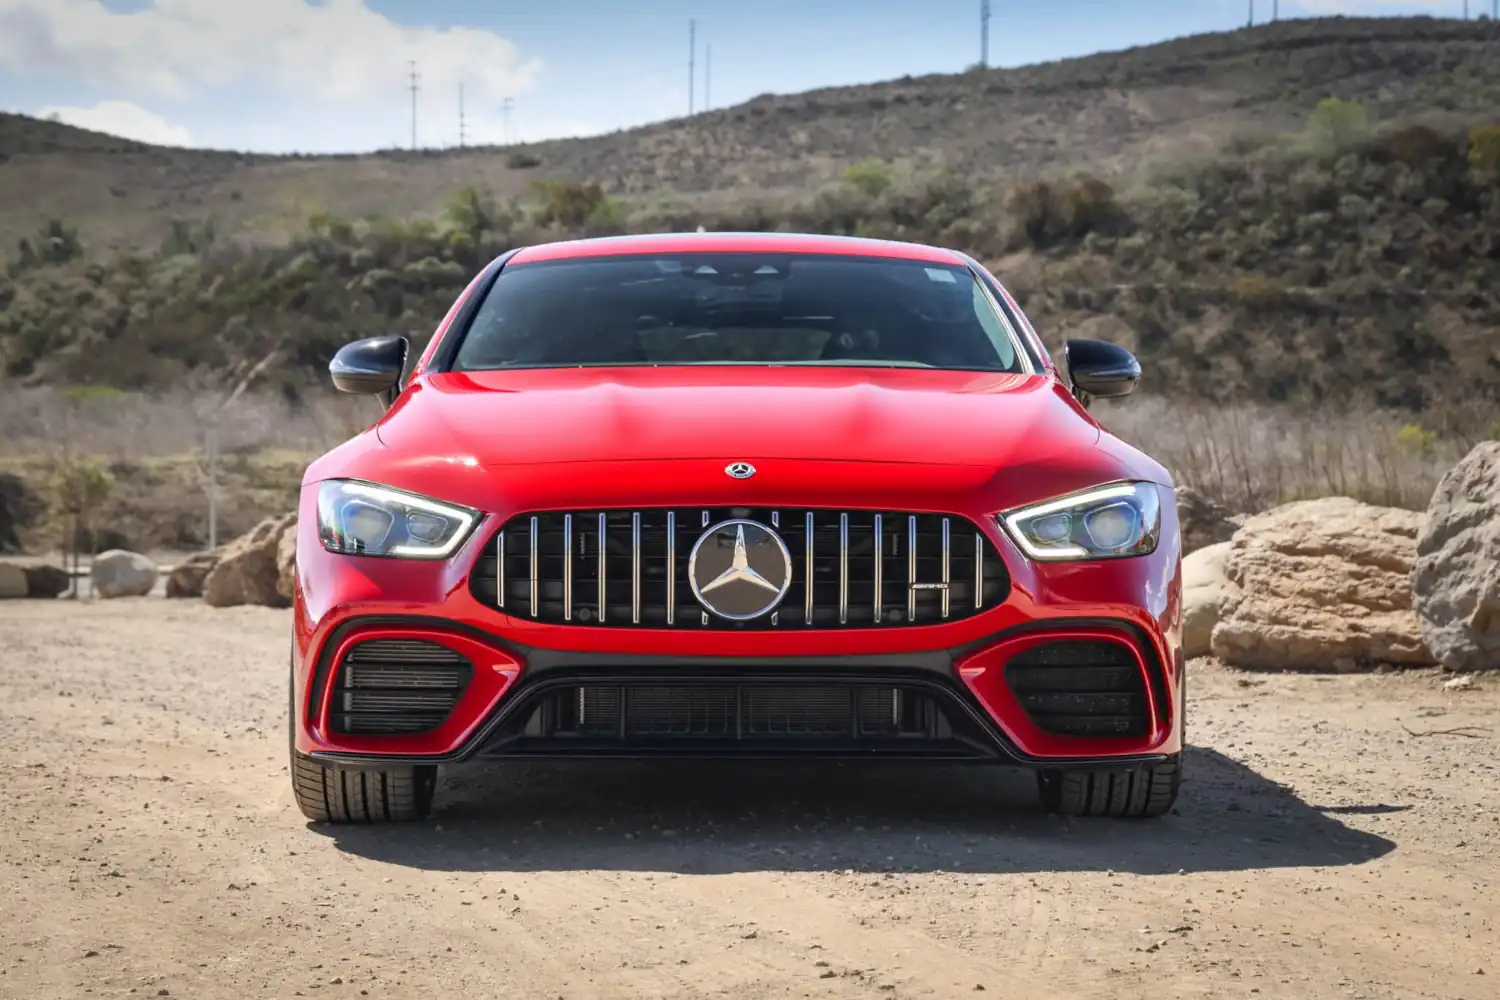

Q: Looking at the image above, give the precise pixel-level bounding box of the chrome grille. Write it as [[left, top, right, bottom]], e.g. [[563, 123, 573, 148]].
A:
[[469, 507, 1009, 628]]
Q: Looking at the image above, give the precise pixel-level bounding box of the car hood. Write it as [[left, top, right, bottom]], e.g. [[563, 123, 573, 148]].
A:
[[375, 367, 1103, 468]]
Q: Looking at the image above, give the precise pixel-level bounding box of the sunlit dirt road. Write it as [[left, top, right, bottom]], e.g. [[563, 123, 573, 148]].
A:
[[2, 600, 1496, 999]]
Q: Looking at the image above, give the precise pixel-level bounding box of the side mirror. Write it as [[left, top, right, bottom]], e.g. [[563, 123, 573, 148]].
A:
[[329, 336, 409, 409], [1063, 338, 1140, 408]]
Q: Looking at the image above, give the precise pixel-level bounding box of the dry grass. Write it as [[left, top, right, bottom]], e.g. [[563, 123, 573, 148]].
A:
[[1097, 396, 1480, 513], [0, 382, 372, 461]]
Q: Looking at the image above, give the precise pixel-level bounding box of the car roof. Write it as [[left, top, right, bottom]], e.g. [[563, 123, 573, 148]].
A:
[[505, 232, 967, 266]]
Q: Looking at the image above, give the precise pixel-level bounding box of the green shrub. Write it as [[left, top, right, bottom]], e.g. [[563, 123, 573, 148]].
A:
[[506, 150, 542, 169], [840, 158, 894, 199], [532, 179, 607, 227], [1305, 98, 1370, 152], [1395, 423, 1438, 458], [1468, 124, 1500, 173]]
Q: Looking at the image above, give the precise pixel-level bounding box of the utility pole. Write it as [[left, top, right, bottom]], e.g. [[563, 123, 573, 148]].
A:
[[688, 19, 696, 115], [501, 97, 514, 145], [1247, 0, 1254, 28], [705, 44, 712, 111], [1273, 0, 1279, 19], [980, 0, 991, 68], [458, 81, 467, 148], [407, 60, 419, 150]]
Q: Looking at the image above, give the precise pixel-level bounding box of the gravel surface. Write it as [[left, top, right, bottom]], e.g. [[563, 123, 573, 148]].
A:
[[2, 600, 1496, 999]]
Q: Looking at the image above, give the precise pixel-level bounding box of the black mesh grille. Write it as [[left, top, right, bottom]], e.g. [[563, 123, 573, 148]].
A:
[[1003, 640, 1150, 738], [329, 639, 474, 736], [541, 684, 930, 740], [469, 507, 1009, 628]]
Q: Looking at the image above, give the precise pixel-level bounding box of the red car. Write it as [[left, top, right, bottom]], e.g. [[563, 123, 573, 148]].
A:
[[289, 232, 1184, 824]]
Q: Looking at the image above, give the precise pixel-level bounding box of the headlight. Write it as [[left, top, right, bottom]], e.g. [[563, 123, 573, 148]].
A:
[[999, 481, 1161, 562], [316, 480, 479, 559]]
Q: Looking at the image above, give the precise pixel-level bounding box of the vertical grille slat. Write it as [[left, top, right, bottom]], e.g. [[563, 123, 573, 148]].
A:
[[666, 510, 677, 626], [473, 508, 1009, 629], [838, 513, 850, 625]]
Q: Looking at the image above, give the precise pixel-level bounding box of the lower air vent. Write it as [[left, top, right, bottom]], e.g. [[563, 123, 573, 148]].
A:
[[329, 638, 474, 736], [1003, 640, 1150, 738]]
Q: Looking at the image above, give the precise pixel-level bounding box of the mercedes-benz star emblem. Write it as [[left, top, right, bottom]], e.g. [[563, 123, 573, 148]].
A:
[[724, 462, 756, 479], [688, 519, 792, 621]]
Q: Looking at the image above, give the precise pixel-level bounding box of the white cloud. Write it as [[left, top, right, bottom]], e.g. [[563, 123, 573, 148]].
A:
[[36, 99, 195, 146], [0, 0, 542, 106]]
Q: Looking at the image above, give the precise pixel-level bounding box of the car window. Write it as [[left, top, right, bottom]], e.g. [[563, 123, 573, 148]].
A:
[[451, 252, 1025, 373]]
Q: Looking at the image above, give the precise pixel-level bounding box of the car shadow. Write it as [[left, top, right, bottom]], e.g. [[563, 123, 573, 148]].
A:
[[316, 746, 1396, 876]]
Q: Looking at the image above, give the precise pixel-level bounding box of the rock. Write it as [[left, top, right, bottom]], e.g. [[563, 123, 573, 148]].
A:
[[1181, 541, 1233, 658], [275, 521, 298, 601], [0, 561, 28, 599], [22, 563, 70, 598], [1210, 497, 1433, 670], [1411, 442, 1500, 672], [90, 550, 159, 598], [203, 514, 295, 608], [1175, 485, 1244, 555], [165, 551, 220, 599]]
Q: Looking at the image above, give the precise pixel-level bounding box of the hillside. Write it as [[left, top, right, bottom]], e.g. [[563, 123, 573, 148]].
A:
[[0, 16, 1498, 420], [2, 16, 1498, 254]]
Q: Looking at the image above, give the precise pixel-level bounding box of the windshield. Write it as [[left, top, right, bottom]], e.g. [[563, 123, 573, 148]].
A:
[[450, 252, 1026, 372]]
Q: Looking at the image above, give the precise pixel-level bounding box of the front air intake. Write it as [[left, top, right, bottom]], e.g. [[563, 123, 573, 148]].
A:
[[1003, 640, 1151, 738], [328, 638, 474, 736]]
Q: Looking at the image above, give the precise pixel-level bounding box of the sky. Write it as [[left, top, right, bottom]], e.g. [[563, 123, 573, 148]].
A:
[[0, 0, 1479, 154]]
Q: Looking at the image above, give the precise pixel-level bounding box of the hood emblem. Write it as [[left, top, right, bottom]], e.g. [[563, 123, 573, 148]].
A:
[[688, 520, 792, 621], [725, 462, 756, 479]]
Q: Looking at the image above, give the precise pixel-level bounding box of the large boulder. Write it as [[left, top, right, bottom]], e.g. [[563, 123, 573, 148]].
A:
[[1210, 497, 1433, 671], [1411, 442, 1500, 672], [166, 550, 221, 599], [203, 514, 295, 608], [91, 550, 159, 598], [0, 561, 28, 599], [275, 521, 298, 601], [1175, 485, 1244, 555], [23, 563, 70, 598], [1181, 541, 1233, 659]]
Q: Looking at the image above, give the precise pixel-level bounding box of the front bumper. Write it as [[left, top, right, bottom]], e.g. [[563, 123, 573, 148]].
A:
[[291, 497, 1184, 769]]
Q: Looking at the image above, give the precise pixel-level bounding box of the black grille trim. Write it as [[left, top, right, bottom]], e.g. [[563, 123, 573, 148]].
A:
[[470, 507, 1010, 629], [328, 639, 475, 736], [475, 675, 998, 759], [1004, 640, 1151, 738]]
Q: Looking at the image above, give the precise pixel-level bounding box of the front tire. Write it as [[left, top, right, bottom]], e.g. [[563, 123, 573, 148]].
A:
[[1036, 756, 1181, 818], [288, 653, 437, 823], [290, 752, 437, 824]]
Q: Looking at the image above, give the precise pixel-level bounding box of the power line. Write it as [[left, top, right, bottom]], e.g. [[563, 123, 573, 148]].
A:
[[980, 0, 991, 68], [407, 60, 419, 150], [688, 19, 696, 115]]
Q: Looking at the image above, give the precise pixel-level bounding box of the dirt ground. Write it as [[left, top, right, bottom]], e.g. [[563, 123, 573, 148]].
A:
[[1, 601, 1496, 1000]]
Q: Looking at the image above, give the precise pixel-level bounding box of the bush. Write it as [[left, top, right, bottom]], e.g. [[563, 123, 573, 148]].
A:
[[532, 179, 607, 228], [1305, 98, 1370, 152], [15, 219, 83, 271], [839, 158, 894, 199], [506, 150, 542, 169], [1468, 124, 1500, 173], [1005, 175, 1123, 248]]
